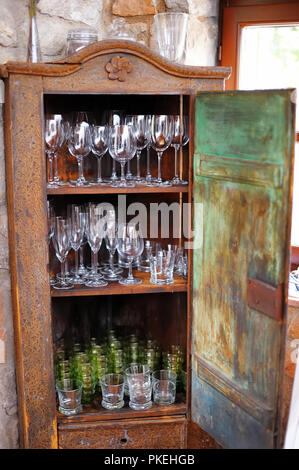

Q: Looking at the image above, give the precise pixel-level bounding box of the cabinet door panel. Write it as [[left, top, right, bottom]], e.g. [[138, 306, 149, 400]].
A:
[[192, 90, 295, 448]]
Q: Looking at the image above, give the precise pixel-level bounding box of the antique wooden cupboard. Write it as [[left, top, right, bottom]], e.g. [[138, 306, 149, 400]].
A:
[[0, 40, 295, 449]]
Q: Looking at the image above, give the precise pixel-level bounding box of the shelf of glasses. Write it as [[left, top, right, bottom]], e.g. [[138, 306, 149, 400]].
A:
[[50, 271, 187, 297], [56, 393, 187, 424], [47, 184, 189, 195]]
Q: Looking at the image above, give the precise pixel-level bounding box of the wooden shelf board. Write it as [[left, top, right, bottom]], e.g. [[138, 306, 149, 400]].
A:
[[57, 394, 187, 425], [51, 272, 187, 297], [47, 184, 189, 196]]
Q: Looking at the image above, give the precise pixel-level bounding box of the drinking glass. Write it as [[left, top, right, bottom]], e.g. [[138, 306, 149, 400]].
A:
[[106, 110, 125, 182], [125, 364, 152, 411], [108, 125, 137, 188], [100, 373, 125, 410], [150, 115, 174, 186], [117, 224, 144, 285], [152, 370, 177, 405], [154, 12, 188, 64], [68, 205, 86, 285], [91, 125, 109, 185], [56, 382, 83, 415], [45, 114, 64, 188], [138, 240, 159, 272], [52, 217, 74, 290], [68, 113, 92, 186], [101, 209, 123, 281], [84, 203, 108, 288], [171, 115, 189, 185], [149, 246, 176, 285], [125, 115, 151, 184], [175, 247, 188, 279]]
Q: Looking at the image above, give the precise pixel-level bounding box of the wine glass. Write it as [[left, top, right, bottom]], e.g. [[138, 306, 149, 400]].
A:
[[106, 110, 125, 183], [84, 203, 108, 288], [101, 208, 123, 281], [68, 205, 86, 285], [171, 115, 189, 185], [68, 113, 92, 187], [91, 125, 109, 185], [117, 223, 144, 286], [52, 217, 74, 290], [150, 115, 174, 187], [125, 115, 151, 184], [108, 125, 137, 188], [45, 114, 64, 188]]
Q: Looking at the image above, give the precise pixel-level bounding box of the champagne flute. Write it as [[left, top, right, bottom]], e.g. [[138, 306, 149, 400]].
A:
[[108, 125, 137, 188], [150, 115, 174, 187], [45, 114, 64, 188], [106, 110, 125, 183], [84, 203, 108, 288], [91, 125, 109, 185], [68, 205, 86, 285], [171, 115, 189, 185], [68, 112, 92, 187], [125, 115, 151, 184], [117, 223, 144, 286], [101, 208, 123, 281], [52, 217, 74, 290]]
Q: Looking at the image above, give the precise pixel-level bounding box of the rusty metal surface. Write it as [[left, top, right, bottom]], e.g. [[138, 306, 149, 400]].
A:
[[58, 417, 187, 449], [0, 40, 231, 80], [247, 278, 283, 322], [192, 90, 295, 448], [5, 74, 57, 448]]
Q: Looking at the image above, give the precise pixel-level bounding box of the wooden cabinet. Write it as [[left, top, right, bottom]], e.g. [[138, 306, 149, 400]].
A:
[[0, 40, 295, 449]]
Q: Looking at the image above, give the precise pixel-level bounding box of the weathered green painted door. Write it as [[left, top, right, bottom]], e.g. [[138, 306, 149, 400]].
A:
[[192, 90, 295, 449]]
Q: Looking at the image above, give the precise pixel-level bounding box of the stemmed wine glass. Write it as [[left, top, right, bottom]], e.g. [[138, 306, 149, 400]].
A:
[[84, 203, 108, 288], [117, 223, 144, 286], [108, 125, 137, 188], [68, 205, 86, 285], [107, 110, 125, 183], [149, 115, 174, 187], [125, 115, 151, 184], [52, 216, 74, 290], [45, 114, 64, 188], [68, 112, 92, 187], [91, 125, 109, 185], [171, 115, 189, 185], [101, 208, 123, 281]]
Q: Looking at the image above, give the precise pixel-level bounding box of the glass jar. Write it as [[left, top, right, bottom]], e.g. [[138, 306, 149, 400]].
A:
[[66, 29, 98, 56]]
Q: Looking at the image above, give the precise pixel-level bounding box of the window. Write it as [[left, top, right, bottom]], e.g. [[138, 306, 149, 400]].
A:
[[220, 0, 299, 262]]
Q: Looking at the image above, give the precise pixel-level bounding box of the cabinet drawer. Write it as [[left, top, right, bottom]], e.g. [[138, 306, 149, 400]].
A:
[[58, 416, 187, 449]]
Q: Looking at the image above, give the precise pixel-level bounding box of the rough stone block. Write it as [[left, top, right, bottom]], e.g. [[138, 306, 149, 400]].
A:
[[185, 16, 218, 66], [112, 0, 157, 17], [165, 0, 219, 17], [0, 6, 17, 47], [38, 0, 103, 28]]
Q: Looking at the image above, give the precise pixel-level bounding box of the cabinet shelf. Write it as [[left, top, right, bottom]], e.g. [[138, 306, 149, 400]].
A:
[[57, 394, 187, 424], [47, 184, 189, 196], [51, 272, 187, 297]]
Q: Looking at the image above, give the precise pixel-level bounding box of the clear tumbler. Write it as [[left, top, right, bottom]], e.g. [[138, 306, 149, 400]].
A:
[[154, 13, 188, 64], [125, 364, 152, 411]]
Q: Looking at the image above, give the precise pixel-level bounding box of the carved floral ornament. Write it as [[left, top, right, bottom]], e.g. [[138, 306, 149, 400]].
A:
[[105, 56, 133, 82]]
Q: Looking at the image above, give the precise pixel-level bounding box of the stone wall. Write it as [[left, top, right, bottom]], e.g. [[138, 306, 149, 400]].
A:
[[0, 0, 219, 449]]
